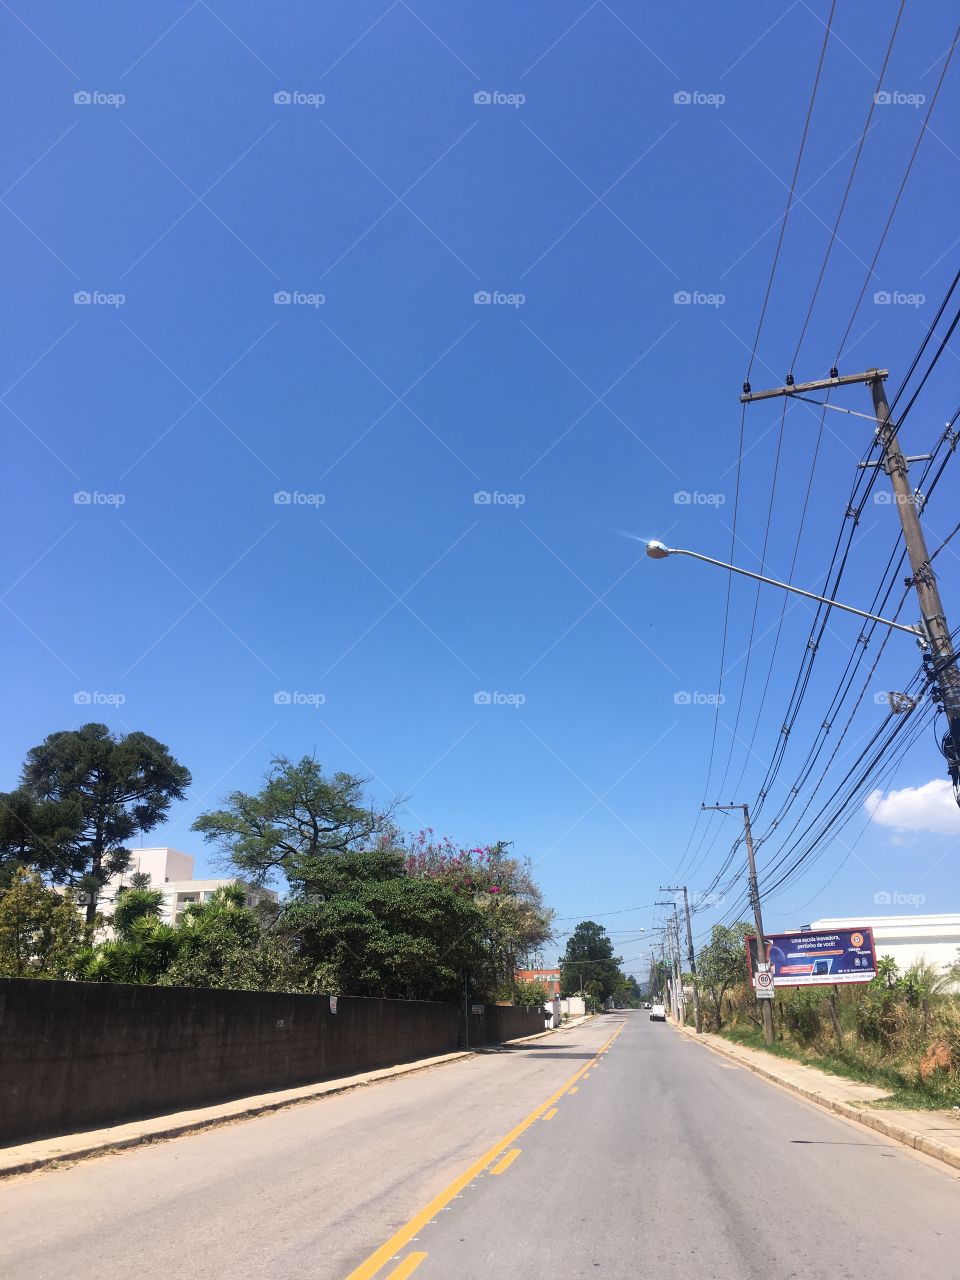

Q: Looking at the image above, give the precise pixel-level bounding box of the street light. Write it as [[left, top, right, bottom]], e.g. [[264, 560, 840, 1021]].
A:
[[644, 540, 925, 640]]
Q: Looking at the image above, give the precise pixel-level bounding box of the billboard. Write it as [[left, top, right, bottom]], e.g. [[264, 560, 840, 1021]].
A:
[[746, 927, 877, 988]]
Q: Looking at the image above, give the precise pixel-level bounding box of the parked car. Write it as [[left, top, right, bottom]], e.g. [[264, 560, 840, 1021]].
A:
[[643, 1001, 652, 1010], [649, 1004, 666, 1022]]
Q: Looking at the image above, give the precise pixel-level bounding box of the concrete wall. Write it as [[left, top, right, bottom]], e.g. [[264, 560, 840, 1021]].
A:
[[0, 980, 541, 1145]]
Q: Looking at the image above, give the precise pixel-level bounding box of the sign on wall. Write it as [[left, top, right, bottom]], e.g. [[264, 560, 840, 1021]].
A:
[[746, 927, 877, 987]]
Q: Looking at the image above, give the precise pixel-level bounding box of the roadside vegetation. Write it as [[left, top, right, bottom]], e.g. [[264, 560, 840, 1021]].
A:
[[0, 725, 554, 1005], [695, 921, 960, 1109]]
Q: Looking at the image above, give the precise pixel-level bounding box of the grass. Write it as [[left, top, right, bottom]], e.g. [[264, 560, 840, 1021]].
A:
[[716, 1025, 958, 1111]]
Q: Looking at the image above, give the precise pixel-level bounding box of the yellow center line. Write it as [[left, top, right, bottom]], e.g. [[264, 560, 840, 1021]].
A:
[[543, 1108, 558, 1121], [490, 1148, 521, 1175], [345, 1022, 623, 1280], [383, 1254, 428, 1280]]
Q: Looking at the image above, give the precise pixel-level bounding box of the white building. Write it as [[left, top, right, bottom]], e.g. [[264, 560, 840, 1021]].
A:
[[99, 847, 278, 926], [810, 914, 960, 981]]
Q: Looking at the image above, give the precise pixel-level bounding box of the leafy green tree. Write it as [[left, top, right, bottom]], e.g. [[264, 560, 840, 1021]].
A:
[[560, 921, 622, 1000], [73, 918, 181, 984], [0, 867, 87, 977], [402, 831, 554, 993], [19, 724, 191, 922], [276, 848, 490, 1000], [0, 789, 83, 888], [192, 756, 392, 893], [697, 922, 752, 1030]]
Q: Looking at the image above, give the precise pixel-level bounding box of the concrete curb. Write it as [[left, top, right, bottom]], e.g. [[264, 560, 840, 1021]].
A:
[[0, 1015, 595, 1180], [677, 1023, 960, 1175]]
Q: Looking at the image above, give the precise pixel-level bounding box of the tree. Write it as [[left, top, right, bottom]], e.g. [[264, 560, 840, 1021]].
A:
[[160, 886, 301, 992], [192, 756, 393, 893], [274, 848, 490, 1001], [0, 867, 87, 978], [560, 921, 622, 1000], [697, 922, 752, 1030], [402, 831, 554, 993], [0, 789, 83, 888], [112, 886, 165, 938], [19, 724, 191, 922]]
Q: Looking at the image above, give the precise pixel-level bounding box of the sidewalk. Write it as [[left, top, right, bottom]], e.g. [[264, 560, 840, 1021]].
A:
[[0, 1016, 594, 1180], [678, 1022, 960, 1173]]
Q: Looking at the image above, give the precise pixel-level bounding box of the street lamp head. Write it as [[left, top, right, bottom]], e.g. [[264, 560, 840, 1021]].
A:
[[645, 540, 671, 560]]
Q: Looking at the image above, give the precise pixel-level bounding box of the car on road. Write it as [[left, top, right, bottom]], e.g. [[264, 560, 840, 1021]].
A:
[[643, 1001, 652, 1009], [649, 1004, 666, 1022]]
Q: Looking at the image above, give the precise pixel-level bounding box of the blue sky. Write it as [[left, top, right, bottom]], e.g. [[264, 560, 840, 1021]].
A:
[[3, 1, 959, 975]]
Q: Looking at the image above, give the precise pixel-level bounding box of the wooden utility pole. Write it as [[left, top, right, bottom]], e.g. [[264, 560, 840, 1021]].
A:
[[661, 885, 702, 1032], [703, 803, 774, 1044], [741, 367, 960, 801]]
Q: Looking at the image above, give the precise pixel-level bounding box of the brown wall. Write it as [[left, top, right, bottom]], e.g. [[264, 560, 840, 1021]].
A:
[[0, 979, 543, 1144]]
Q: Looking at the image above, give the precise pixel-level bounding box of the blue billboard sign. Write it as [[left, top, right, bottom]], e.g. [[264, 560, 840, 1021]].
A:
[[747, 927, 877, 987]]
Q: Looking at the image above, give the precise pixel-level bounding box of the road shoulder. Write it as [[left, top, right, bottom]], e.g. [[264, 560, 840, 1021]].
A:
[[677, 1021, 960, 1173]]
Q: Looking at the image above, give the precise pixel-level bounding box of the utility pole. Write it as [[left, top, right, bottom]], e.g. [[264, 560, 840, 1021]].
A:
[[703, 803, 774, 1045], [662, 885, 703, 1033], [656, 902, 684, 1025], [741, 367, 960, 803]]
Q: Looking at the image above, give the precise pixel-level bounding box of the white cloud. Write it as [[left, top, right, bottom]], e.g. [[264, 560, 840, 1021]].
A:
[[865, 778, 960, 835]]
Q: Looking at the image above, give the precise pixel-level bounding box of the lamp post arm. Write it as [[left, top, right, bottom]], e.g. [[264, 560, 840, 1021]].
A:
[[670, 547, 923, 638]]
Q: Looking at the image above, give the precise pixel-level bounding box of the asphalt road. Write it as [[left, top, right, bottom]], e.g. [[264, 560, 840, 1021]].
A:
[[2, 1012, 959, 1279]]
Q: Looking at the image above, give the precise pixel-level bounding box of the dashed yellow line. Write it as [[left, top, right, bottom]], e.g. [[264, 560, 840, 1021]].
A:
[[543, 1108, 558, 1121], [345, 1021, 623, 1280], [384, 1254, 427, 1280], [490, 1148, 521, 1175]]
